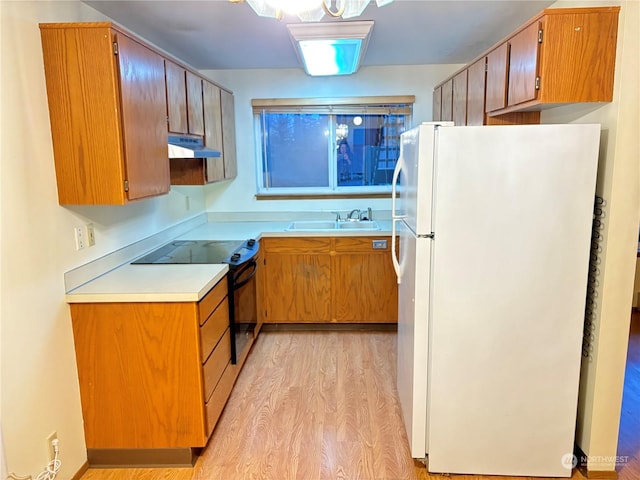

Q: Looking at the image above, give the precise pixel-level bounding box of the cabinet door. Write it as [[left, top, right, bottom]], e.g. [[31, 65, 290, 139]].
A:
[[263, 253, 331, 322], [262, 238, 331, 323], [466, 58, 486, 126], [40, 25, 169, 204], [165, 60, 188, 134], [485, 43, 509, 112], [115, 33, 170, 200], [538, 10, 618, 104], [507, 22, 540, 107], [220, 90, 237, 180], [333, 238, 397, 323], [186, 71, 204, 136], [203, 81, 225, 183], [440, 78, 453, 121], [452, 70, 468, 126], [432, 86, 442, 121]]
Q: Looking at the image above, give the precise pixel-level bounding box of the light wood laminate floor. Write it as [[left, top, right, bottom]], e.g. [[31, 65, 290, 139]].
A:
[[80, 318, 640, 480]]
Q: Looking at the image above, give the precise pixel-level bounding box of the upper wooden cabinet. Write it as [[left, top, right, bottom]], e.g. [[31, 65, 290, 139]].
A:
[[432, 86, 442, 121], [466, 58, 487, 126], [440, 78, 454, 122], [40, 23, 170, 205], [452, 70, 468, 126], [220, 90, 238, 180], [485, 43, 509, 113], [487, 7, 620, 114], [434, 6, 620, 122], [203, 81, 225, 183], [165, 61, 205, 136], [170, 83, 237, 185]]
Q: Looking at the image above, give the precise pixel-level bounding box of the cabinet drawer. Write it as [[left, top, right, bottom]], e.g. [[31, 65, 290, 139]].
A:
[[198, 279, 228, 325], [200, 297, 229, 362], [263, 237, 331, 253], [202, 329, 231, 401], [334, 237, 391, 253], [205, 360, 236, 436]]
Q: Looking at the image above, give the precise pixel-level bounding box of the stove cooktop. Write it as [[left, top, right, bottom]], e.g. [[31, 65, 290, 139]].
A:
[[131, 239, 258, 266]]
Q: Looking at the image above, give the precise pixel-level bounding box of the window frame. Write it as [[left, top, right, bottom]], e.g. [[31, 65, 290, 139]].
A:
[[252, 96, 414, 199]]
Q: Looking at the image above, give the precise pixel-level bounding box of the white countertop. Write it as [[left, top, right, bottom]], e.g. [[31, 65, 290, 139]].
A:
[[65, 218, 393, 304], [65, 264, 228, 303], [176, 220, 393, 241]]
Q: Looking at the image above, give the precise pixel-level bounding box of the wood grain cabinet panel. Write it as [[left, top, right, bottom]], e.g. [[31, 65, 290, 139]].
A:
[[485, 43, 509, 112], [186, 71, 204, 136], [452, 70, 468, 126], [166, 63, 205, 136], [69, 277, 237, 455], [432, 86, 442, 121], [536, 9, 619, 104], [440, 78, 453, 122], [507, 22, 540, 107], [262, 250, 332, 322], [262, 237, 398, 324], [220, 89, 238, 180], [466, 58, 487, 126], [333, 237, 398, 323], [39, 23, 170, 205], [165, 60, 189, 134], [203, 81, 225, 183]]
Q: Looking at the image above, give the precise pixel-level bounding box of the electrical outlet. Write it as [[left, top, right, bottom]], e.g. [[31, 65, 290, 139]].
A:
[[74, 226, 85, 250], [47, 431, 58, 460], [86, 223, 96, 247]]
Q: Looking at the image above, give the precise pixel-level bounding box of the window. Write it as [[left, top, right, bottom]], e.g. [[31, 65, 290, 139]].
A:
[[252, 96, 414, 196]]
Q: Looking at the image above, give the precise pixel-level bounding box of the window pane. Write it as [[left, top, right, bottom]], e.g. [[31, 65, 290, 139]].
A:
[[262, 113, 329, 188], [335, 113, 406, 187]]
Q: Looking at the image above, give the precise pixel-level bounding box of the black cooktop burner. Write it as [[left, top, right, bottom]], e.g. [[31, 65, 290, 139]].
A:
[[132, 239, 258, 266]]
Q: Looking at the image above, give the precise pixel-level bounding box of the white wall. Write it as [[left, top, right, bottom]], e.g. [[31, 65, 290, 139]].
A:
[[0, 1, 206, 477], [542, 0, 639, 471], [200, 64, 461, 214]]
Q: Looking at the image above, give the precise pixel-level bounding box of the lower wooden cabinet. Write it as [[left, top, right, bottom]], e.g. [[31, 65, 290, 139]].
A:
[[69, 278, 234, 451], [261, 236, 397, 324]]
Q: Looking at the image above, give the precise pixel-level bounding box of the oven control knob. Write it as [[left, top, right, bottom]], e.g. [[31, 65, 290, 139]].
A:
[[247, 239, 256, 247], [231, 253, 241, 262]]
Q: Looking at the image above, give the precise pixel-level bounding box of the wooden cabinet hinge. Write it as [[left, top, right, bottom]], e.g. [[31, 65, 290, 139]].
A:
[[538, 29, 543, 44], [113, 41, 119, 55], [124, 179, 129, 192], [535, 76, 541, 90]]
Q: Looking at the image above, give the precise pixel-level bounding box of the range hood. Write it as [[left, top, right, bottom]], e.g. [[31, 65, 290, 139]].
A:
[[168, 135, 221, 159]]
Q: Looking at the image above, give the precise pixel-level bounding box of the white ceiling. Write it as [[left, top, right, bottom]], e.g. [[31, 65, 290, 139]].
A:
[[84, 0, 556, 70]]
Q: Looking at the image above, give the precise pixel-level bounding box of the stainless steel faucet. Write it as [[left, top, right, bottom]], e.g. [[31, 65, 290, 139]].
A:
[[347, 209, 361, 221]]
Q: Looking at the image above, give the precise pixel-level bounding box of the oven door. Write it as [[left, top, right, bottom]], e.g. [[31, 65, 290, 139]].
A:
[[228, 258, 258, 364]]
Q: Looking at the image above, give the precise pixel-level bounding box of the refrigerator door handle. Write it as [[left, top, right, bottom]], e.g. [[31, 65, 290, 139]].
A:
[[391, 152, 406, 221], [391, 218, 402, 284]]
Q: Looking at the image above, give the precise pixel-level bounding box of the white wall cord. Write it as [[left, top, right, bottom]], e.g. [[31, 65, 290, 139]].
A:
[[7, 439, 61, 480]]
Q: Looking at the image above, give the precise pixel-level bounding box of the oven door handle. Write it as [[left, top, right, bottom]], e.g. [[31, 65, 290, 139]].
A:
[[232, 260, 257, 289]]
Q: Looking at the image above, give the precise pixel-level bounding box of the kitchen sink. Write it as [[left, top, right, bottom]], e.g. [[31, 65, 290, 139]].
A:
[[337, 221, 380, 230], [286, 220, 380, 231], [286, 221, 338, 231]]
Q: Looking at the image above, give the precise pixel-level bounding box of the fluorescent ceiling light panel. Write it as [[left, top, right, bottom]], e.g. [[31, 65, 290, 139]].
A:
[[287, 21, 373, 76]]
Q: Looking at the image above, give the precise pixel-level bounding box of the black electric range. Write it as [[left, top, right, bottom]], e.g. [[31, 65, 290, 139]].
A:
[[131, 239, 258, 267]]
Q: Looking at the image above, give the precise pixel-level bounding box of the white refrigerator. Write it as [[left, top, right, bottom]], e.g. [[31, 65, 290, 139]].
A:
[[391, 123, 600, 477]]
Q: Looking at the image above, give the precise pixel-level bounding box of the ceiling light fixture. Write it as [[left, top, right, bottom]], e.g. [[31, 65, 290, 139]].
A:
[[233, 0, 393, 22], [287, 20, 373, 76]]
